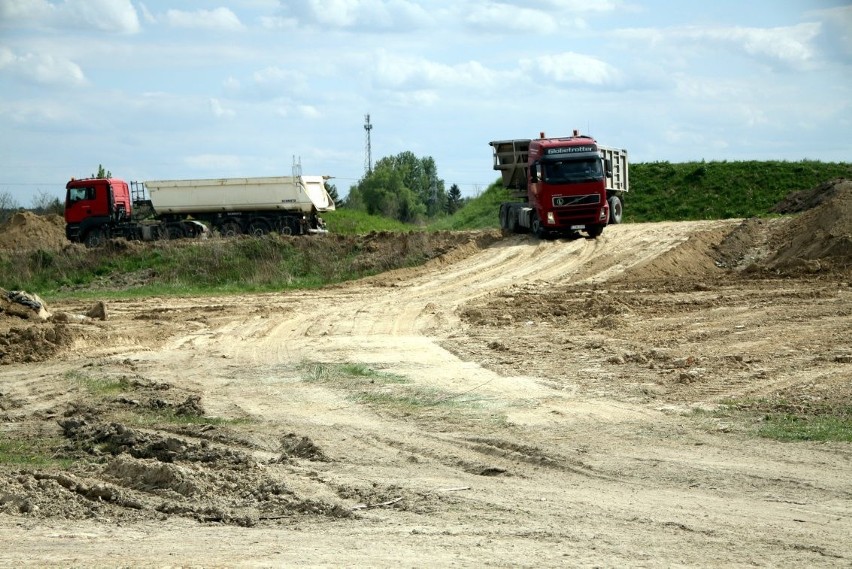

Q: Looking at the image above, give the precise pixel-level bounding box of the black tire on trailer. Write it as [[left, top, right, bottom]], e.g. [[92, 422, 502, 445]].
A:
[[608, 195, 623, 224], [499, 204, 509, 231], [220, 220, 242, 237], [248, 219, 271, 237], [278, 217, 296, 236]]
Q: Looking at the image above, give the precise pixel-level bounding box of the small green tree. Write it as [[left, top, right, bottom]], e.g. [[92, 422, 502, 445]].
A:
[[446, 183, 463, 214], [325, 181, 340, 205], [92, 164, 112, 179]]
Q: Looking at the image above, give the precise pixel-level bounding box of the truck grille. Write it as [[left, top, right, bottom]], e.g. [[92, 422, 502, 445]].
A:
[[551, 194, 600, 208]]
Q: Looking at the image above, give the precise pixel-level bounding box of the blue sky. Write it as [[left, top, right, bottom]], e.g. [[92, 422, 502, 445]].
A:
[[0, 0, 850, 207]]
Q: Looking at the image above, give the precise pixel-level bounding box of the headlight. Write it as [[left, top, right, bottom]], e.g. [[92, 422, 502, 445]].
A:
[[547, 212, 555, 224]]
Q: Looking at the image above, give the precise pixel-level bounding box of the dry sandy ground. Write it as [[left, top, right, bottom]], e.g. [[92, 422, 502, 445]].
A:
[[1, 206, 851, 567]]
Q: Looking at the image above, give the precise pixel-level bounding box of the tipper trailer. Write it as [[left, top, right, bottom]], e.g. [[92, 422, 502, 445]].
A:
[[490, 131, 628, 238], [65, 175, 336, 247]]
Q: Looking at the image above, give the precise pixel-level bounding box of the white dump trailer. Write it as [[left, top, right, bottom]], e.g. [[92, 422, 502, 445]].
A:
[[141, 175, 335, 236], [64, 174, 336, 247]]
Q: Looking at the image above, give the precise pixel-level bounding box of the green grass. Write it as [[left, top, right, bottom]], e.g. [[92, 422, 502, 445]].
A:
[[355, 386, 478, 411], [1, 231, 445, 299], [436, 160, 850, 228], [297, 361, 483, 415], [697, 399, 852, 442], [67, 369, 129, 395], [757, 414, 852, 442], [0, 439, 74, 468], [125, 409, 250, 427], [625, 160, 851, 222], [429, 183, 511, 231], [300, 362, 408, 385], [322, 208, 415, 234]]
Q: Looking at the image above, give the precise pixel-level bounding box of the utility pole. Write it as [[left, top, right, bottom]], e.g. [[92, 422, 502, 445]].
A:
[[363, 113, 373, 174]]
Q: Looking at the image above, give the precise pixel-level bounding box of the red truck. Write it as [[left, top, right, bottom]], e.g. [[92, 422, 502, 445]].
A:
[[490, 131, 628, 238], [64, 175, 335, 247]]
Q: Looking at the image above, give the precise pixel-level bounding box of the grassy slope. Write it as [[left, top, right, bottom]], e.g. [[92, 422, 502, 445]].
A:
[[442, 160, 851, 228], [625, 160, 852, 222]]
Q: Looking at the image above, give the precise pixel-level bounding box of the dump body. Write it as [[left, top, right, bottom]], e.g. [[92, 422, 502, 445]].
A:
[[490, 132, 629, 238], [144, 176, 335, 215], [65, 174, 335, 247]]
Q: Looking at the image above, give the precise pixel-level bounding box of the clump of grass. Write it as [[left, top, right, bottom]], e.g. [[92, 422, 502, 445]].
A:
[[757, 414, 852, 442], [0, 438, 73, 468], [697, 398, 852, 442], [356, 386, 478, 411], [66, 370, 129, 396], [124, 409, 250, 427], [298, 361, 483, 416], [300, 362, 408, 385]]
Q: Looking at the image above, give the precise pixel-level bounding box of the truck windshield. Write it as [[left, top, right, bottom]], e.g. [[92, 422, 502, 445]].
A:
[[67, 186, 95, 203], [544, 159, 602, 184]]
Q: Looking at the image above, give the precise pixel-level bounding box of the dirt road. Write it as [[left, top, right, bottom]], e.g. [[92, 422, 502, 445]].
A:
[[1, 211, 851, 566]]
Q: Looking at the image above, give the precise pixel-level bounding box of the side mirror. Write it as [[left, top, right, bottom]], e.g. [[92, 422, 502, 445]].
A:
[[605, 159, 612, 177], [529, 163, 539, 183]]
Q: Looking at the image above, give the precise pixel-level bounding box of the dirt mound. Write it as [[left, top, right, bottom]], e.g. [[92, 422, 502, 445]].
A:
[[765, 180, 852, 273], [0, 383, 352, 527], [0, 211, 68, 251], [772, 178, 850, 214]]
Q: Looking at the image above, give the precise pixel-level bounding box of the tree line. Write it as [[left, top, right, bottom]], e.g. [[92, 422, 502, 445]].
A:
[[334, 151, 466, 223]]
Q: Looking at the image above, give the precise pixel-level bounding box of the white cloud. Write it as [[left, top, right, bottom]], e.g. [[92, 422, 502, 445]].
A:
[[520, 52, 622, 87], [615, 23, 822, 70], [465, 3, 559, 34], [260, 16, 298, 29], [299, 105, 321, 118], [185, 154, 243, 169], [0, 47, 86, 86], [0, 0, 140, 34], [210, 98, 235, 118], [283, 0, 432, 31], [165, 8, 244, 31], [372, 52, 501, 90]]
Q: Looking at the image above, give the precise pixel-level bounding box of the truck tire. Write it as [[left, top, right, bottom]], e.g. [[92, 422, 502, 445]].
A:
[[531, 213, 545, 239], [608, 195, 623, 224], [248, 219, 271, 236], [220, 220, 242, 237], [84, 228, 105, 248], [587, 224, 604, 239], [167, 225, 185, 240]]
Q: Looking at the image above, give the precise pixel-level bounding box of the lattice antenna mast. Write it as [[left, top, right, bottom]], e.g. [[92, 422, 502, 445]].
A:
[[364, 114, 373, 174]]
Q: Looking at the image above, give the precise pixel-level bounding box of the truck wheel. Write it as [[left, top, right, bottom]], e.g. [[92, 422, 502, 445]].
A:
[[531, 214, 545, 239], [608, 195, 623, 224], [220, 221, 241, 237], [507, 211, 518, 233], [167, 225, 185, 240], [84, 228, 104, 248], [587, 225, 604, 239], [248, 220, 270, 237]]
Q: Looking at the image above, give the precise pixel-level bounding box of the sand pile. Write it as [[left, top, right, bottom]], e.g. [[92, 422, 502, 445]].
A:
[[0, 211, 68, 251], [766, 179, 852, 272]]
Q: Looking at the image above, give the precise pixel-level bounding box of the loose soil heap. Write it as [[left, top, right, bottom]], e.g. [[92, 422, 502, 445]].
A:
[[0, 212, 68, 251]]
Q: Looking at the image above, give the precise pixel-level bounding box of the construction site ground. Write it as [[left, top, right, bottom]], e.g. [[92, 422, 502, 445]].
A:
[[1, 182, 851, 567]]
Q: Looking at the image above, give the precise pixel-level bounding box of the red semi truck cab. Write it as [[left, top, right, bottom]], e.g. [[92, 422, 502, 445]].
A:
[[491, 132, 628, 238], [64, 177, 132, 244]]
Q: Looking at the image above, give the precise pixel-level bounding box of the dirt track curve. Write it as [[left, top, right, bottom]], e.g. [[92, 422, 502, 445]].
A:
[[1, 217, 851, 567]]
